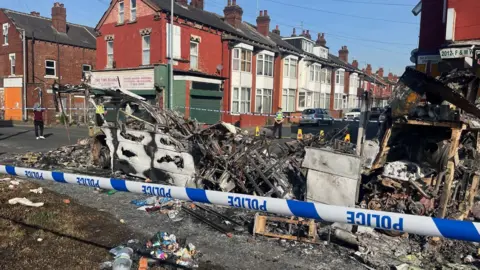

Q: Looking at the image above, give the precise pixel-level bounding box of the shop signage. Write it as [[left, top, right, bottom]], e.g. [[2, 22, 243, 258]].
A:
[[417, 55, 441, 64], [440, 47, 473, 59], [90, 70, 155, 90]]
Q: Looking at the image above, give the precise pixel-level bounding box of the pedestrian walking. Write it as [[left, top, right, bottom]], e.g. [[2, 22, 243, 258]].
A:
[[33, 103, 45, 140], [273, 107, 284, 139]]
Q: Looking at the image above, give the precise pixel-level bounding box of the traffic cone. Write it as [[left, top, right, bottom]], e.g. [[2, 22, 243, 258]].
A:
[[255, 126, 260, 137], [297, 129, 303, 140], [319, 130, 325, 143], [344, 133, 351, 143]]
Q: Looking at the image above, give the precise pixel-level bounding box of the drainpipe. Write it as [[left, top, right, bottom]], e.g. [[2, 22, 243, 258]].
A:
[[22, 29, 27, 121], [168, 0, 174, 109]]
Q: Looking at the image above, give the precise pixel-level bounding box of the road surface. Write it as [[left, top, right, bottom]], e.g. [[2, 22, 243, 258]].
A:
[[0, 125, 88, 156]]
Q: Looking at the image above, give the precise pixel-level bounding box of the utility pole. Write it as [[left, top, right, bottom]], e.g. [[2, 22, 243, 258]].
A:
[[356, 87, 369, 156], [169, 0, 174, 109]]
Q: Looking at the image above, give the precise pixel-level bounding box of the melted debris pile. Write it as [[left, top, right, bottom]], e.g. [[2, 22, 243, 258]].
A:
[[360, 68, 480, 220]]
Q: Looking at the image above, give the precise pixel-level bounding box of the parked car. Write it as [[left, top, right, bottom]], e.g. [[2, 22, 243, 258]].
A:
[[369, 107, 383, 120], [299, 108, 334, 126], [343, 108, 361, 121]]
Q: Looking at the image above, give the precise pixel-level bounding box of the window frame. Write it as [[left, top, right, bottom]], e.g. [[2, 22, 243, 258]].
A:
[[107, 40, 114, 68], [190, 41, 199, 70], [256, 54, 273, 76], [255, 88, 273, 113], [82, 64, 91, 78], [282, 88, 296, 112], [130, 0, 137, 21], [142, 35, 151, 65], [2, 23, 8, 45], [232, 87, 252, 114], [9, 53, 15, 75], [118, 1, 125, 24], [336, 70, 345, 86], [334, 93, 343, 110], [232, 48, 252, 73], [45, 60, 57, 77]]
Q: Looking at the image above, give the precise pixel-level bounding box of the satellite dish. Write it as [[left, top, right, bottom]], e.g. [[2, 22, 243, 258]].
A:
[[411, 48, 418, 57], [410, 56, 416, 64], [216, 64, 224, 71]]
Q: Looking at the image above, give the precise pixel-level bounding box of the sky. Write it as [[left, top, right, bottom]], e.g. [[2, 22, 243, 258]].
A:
[[2, 0, 421, 75]]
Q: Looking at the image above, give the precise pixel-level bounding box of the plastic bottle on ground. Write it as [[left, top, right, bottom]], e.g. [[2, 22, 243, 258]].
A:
[[112, 254, 132, 270]]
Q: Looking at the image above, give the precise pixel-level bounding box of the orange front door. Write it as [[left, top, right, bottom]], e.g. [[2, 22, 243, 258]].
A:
[[4, 87, 22, 121]]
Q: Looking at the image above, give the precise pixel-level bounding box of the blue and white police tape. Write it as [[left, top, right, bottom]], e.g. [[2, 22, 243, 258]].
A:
[[1, 165, 479, 242]]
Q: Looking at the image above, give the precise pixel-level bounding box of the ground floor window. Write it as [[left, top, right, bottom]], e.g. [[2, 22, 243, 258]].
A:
[[282, 88, 296, 112], [255, 88, 272, 114], [313, 92, 320, 108], [319, 93, 330, 110], [334, 93, 343, 110], [298, 90, 314, 109], [232, 87, 251, 113], [348, 95, 358, 109]]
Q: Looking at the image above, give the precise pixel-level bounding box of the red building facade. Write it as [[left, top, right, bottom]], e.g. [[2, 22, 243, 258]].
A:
[[0, 3, 96, 123]]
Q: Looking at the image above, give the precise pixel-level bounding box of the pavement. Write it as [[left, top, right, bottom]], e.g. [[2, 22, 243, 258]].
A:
[[262, 120, 382, 142], [0, 125, 88, 155]]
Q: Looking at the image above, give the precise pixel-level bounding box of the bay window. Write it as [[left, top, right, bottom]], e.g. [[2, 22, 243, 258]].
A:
[[313, 92, 320, 108], [334, 93, 343, 110], [310, 65, 321, 82], [282, 88, 296, 112], [255, 89, 272, 113], [232, 87, 251, 113], [335, 70, 345, 85], [283, 58, 297, 78], [320, 93, 331, 109], [257, 54, 273, 76], [326, 69, 332, 84], [233, 48, 252, 72]]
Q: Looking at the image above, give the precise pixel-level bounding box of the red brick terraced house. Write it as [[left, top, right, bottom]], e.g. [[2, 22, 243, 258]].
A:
[[0, 3, 96, 123], [93, 0, 395, 126]]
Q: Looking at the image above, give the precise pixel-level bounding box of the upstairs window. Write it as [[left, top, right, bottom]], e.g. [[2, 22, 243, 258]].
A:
[[130, 0, 137, 21], [118, 1, 125, 24], [190, 41, 199, 70], [335, 70, 345, 86], [256, 54, 273, 76], [45, 60, 56, 77], [9, 53, 15, 75], [326, 69, 332, 84], [283, 58, 297, 78], [82, 64, 91, 79], [107, 41, 114, 68], [232, 48, 252, 72], [142, 35, 151, 65], [310, 65, 321, 82], [2, 23, 8, 45]]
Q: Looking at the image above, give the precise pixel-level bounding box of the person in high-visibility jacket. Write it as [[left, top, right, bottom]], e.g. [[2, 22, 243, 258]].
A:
[[273, 107, 284, 139], [95, 103, 106, 126]]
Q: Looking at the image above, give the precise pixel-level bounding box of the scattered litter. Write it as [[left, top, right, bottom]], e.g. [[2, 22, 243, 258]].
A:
[[119, 219, 125, 224], [0, 177, 11, 181], [29, 187, 43, 194], [8, 197, 44, 207], [107, 190, 117, 196], [63, 199, 70, 204], [464, 255, 474, 263], [37, 238, 43, 242], [10, 180, 20, 186]]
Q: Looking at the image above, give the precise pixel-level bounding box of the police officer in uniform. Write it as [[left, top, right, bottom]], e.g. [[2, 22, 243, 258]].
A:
[[273, 107, 284, 139], [95, 102, 106, 126]]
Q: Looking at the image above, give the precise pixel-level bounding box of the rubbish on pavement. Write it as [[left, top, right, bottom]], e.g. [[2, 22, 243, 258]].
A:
[[29, 187, 43, 194], [182, 205, 233, 237], [8, 197, 44, 207], [63, 199, 70, 204], [253, 213, 318, 243]]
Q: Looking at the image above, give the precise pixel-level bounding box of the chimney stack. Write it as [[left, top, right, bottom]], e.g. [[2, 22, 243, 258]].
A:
[[224, 0, 243, 28], [301, 30, 306, 36], [256, 9, 270, 36], [338, 46, 349, 62], [176, 0, 188, 5], [366, 64, 372, 76], [316, 33, 326, 46], [30, 11, 40, 16], [388, 72, 394, 81], [272, 25, 280, 35], [52, 2, 67, 33], [377, 67, 384, 78], [291, 28, 297, 37], [352, 60, 359, 68], [190, 0, 204, 9], [393, 75, 398, 81], [305, 30, 311, 39]]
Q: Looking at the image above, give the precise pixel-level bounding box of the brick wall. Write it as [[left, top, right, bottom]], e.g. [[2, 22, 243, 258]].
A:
[[0, 10, 24, 79], [26, 40, 95, 123]]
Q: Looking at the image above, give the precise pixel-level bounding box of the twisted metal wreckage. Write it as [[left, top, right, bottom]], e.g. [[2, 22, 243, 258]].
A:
[[48, 69, 480, 225]]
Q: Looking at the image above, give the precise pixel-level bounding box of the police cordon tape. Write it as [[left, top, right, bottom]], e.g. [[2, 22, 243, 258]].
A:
[[1, 106, 372, 121], [1, 164, 479, 242]]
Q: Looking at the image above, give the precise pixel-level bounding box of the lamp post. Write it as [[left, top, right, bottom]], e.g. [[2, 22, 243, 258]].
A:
[[169, 0, 174, 109]]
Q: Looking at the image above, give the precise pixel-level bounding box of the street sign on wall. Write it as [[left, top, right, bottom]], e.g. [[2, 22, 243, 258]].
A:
[[417, 55, 441, 64], [440, 47, 473, 59]]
